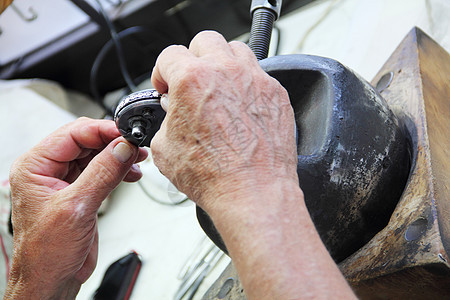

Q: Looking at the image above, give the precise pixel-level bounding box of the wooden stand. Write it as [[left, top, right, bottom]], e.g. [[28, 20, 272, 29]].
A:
[[340, 27, 450, 299], [202, 28, 450, 299]]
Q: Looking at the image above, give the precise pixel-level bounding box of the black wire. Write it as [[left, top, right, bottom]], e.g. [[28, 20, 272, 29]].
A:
[[93, 0, 137, 91], [90, 23, 175, 113], [90, 26, 149, 112], [89, 1, 193, 207]]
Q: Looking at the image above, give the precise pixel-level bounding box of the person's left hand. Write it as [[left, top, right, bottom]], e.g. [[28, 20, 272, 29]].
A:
[[5, 117, 147, 299]]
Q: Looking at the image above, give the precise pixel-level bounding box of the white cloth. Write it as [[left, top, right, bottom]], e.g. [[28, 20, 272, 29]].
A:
[[0, 79, 76, 296]]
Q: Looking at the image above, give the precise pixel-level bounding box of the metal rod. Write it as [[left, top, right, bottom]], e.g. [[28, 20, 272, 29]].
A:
[[10, 3, 37, 22], [248, 0, 282, 60]]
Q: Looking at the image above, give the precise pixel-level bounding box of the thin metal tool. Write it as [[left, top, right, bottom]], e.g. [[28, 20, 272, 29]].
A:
[[181, 244, 215, 284], [186, 250, 225, 300], [178, 237, 209, 280], [174, 245, 224, 300], [10, 3, 38, 22]]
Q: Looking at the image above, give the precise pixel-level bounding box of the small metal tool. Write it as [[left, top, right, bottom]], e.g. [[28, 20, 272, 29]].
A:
[[10, 3, 38, 22], [174, 243, 225, 300], [114, 89, 166, 147]]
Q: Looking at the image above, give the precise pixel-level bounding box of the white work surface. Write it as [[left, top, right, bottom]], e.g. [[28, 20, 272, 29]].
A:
[[0, 0, 449, 299], [77, 181, 227, 300]]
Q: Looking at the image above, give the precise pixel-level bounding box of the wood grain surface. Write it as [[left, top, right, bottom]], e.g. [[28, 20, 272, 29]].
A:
[[340, 27, 450, 299]]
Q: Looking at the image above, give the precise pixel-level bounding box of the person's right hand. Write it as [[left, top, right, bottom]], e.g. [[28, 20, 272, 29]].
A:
[[150, 31, 298, 213], [150, 31, 356, 300]]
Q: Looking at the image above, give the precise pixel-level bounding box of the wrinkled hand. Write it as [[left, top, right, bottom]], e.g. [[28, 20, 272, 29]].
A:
[[151, 31, 298, 212], [150, 32, 356, 300], [5, 117, 147, 299]]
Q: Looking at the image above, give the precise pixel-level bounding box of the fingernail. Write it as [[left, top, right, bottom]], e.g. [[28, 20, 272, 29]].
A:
[[113, 142, 134, 163], [161, 93, 169, 111], [131, 164, 141, 172]]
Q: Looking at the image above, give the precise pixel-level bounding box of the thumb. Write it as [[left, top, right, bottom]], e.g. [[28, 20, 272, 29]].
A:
[[69, 138, 138, 209]]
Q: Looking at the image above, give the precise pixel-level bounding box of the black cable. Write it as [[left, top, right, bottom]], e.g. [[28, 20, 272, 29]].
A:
[[93, 0, 137, 91], [90, 26, 149, 112], [89, 2, 191, 207]]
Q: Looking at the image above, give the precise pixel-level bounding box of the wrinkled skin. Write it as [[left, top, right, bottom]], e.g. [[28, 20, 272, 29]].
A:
[[5, 31, 355, 300], [150, 31, 355, 300], [151, 31, 298, 212], [5, 118, 147, 299]]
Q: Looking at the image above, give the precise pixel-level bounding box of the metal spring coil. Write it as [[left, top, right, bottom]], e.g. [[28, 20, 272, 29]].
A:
[[248, 8, 276, 61]]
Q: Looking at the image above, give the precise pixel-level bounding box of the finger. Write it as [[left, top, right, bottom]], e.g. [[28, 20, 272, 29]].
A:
[[63, 150, 99, 183], [228, 41, 259, 65], [151, 45, 195, 94], [137, 147, 148, 163], [78, 148, 94, 160], [76, 150, 99, 170], [150, 120, 171, 179], [35, 118, 120, 164], [68, 138, 138, 209], [64, 146, 145, 184], [123, 164, 143, 182], [64, 162, 83, 184], [22, 118, 120, 179], [189, 31, 233, 58], [160, 94, 169, 112]]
